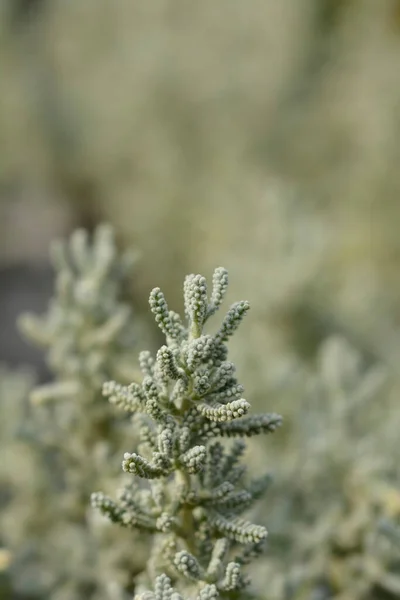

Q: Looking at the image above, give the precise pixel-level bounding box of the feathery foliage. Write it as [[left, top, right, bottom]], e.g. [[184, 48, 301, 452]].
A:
[[92, 267, 282, 599], [2, 225, 147, 600], [258, 337, 400, 600]]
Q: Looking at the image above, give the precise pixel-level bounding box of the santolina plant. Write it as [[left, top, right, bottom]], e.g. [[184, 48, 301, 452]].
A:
[[92, 267, 282, 599], [5, 225, 146, 599]]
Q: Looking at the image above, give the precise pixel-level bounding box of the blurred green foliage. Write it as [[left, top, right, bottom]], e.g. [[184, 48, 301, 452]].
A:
[[1, 227, 151, 600], [1, 0, 400, 359]]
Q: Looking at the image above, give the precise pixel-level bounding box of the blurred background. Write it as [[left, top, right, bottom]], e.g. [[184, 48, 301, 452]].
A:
[[1, 0, 400, 372], [1, 1, 400, 598]]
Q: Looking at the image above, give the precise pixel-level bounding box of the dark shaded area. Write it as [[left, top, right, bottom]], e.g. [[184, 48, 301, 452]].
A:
[[0, 264, 53, 381], [7, 0, 47, 28]]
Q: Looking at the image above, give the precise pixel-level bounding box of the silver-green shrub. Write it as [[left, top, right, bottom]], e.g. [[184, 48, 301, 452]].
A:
[[259, 336, 400, 600], [92, 267, 282, 599], [2, 225, 148, 600]]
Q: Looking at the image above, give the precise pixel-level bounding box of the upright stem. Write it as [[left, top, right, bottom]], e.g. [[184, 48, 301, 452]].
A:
[[175, 469, 197, 554]]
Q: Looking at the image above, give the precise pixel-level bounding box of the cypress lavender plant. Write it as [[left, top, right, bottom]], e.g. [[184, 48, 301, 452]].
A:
[[6, 225, 147, 600], [258, 336, 400, 600], [92, 268, 282, 599], [18, 224, 141, 524]]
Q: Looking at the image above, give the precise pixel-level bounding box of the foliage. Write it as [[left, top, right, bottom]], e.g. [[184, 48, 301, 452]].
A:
[[92, 267, 282, 599], [1, 222, 400, 600], [1, 225, 148, 600], [258, 337, 400, 600]]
